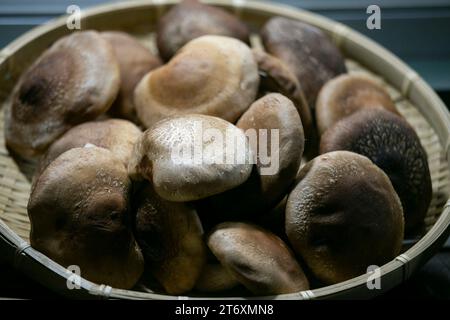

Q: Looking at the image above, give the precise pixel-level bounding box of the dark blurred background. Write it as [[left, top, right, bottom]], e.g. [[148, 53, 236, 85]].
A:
[[0, 0, 449, 299]]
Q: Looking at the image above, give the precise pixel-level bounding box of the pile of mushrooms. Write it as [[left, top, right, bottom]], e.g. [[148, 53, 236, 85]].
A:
[[6, 0, 431, 295]]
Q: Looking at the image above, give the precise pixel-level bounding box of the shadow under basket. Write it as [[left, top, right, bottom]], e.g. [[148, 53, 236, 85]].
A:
[[0, 0, 449, 299]]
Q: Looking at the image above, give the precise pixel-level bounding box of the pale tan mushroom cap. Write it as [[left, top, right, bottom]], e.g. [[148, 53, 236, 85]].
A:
[[28, 146, 144, 289], [128, 114, 253, 202], [135, 184, 206, 295], [134, 35, 259, 128], [286, 151, 404, 284], [208, 222, 310, 295], [5, 31, 120, 158], [101, 31, 162, 121], [316, 74, 398, 135], [37, 118, 141, 176]]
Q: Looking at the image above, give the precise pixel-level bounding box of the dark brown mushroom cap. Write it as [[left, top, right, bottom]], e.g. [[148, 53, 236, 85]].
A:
[[128, 114, 253, 202], [101, 31, 162, 122], [37, 119, 141, 177], [156, 0, 250, 61], [252, 49, 314, 145], [286, 151, 404, 284], [208, 222, 309, 295], [261, 17, 347, 110], [28, 146, 143, 289], [316, 74, 399, 135], [196, 93, 304, 223], [134, 184, 206, 295], [5, 31, 120, 158], [320, 109, 431, 234], [135, 35, 259, 128]]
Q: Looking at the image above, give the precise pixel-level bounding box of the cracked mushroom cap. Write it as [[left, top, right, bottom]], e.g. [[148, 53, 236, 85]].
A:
[[128, 114, 253, 202], [101, 31, 162, 122], [134, 184, 206, 295], [316, 74, 398, 135], [28, 146, 144, 289], [37, 119, 141, 177], [196, 93, 303, 223], [207, 222, 310, 295], [134, 35, 259, 128], [5, 31, 120, 158], [320, 108, 431, 234], [286, 151, 404, 284], [156, 0, 250, 61], [261, 17, 347, 109]]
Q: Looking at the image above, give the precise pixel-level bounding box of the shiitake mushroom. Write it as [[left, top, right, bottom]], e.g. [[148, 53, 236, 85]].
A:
[[128, 114, 253, 202], [28, 146, 143, 289], [316, 74, 398, 135], [101, 31, 162, 122], [286, 151, 404, 284], [252, 49, 314, 146], [36, 119, 141, 176], [208, 222, 310, 295], [134, 184, 206, 295], [261, 17, 347, 110], [196, 93, 304, 224], [156, 0, 250, 61], [134, 35, 259, 128], [5, 31, 120, 158], [320, 108, 432, 234]]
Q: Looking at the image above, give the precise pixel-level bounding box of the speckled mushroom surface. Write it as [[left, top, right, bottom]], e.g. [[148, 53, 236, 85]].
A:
[[320, 109, 432, 234], [5, 31, 120, 158], [156, 0, 250, 61], [286, 151, 404, 284], [134, 35, 259, 128], [28, 146, 144, 289]]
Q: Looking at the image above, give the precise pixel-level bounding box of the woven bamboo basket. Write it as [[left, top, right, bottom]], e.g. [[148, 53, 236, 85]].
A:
[[0, 0, 449, 300]]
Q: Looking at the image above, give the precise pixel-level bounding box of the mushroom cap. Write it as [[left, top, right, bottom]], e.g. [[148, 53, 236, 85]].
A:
[[28, 146, 144, 289], [316, 74, 399, 135], [286, 151, 404, 284], [37, 118, 142, 176], [194, 263, 239, 293], [101, 31, 162, 122], [5, 31, 120, 158], [207, 222, 310, 295], [156, 0, 250, 61], [134, 35, 259, 128], [128, 114, 253, 202], [320, 109, 431, 234], [134, 184, 206, 295], [261, 17, 347, 109], [252, 49, 314, 146], [196, 93, 303, 222]]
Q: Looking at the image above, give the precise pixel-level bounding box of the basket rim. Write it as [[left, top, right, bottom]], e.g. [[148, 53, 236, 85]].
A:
[[0, 0, 450, 300]]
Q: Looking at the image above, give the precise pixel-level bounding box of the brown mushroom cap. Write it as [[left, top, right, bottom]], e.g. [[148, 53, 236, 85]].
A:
[[320, 109, 431, 234], [101, 31, 162, 122], [134, 35, 259, 128], [28, 146, 143, 289], [316, 74, 399, 135], [195, 263, 239, 293], [261, 17, 347, 109], [196, 93, 303, 223], [37, 119, 142, 176], [208, 222, 310, 295], [156, 0, 250, 61], [5, 31, 120, 158], [286, 151, 404, 284], [128, 114, 253, 202], [252, 49, 315, 147], [134, 184, 206, 295]]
